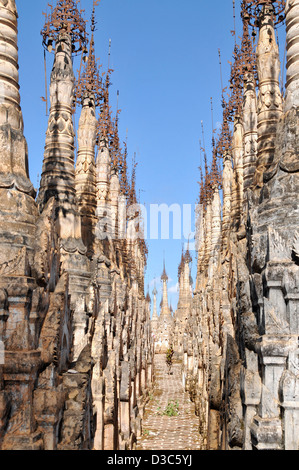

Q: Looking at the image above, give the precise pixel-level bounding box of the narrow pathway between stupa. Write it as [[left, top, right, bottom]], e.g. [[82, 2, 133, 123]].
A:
[[136, 355, 203, 451]]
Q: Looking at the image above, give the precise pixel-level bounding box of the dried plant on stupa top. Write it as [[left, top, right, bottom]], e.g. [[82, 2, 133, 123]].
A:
[[41, 0, 88, 55], [241, 0, 286, 28]]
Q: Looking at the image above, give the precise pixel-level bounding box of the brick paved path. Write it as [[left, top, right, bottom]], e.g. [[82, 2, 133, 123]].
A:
[[136, 354, 203, 451]]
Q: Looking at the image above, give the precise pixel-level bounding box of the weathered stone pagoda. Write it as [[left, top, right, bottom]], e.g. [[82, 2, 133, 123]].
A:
[[176, 0, 299, 451], [151, 262, 174, 354], [0, 0, 153, 450]]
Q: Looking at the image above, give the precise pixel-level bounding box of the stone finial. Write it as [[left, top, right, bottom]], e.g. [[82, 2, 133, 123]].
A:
[[37, 32, 76, 214], [243, 72, 258, 194], [231, 114, 244, 225], [96, 141, 111, 205]]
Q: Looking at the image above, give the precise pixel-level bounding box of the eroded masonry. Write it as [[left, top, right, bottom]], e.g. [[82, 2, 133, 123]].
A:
[[0, 0, 299, 452]]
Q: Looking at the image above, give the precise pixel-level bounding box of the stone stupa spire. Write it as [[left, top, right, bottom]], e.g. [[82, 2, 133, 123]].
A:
[[37, 0, 90, 310], [254, 2, 283, 187]]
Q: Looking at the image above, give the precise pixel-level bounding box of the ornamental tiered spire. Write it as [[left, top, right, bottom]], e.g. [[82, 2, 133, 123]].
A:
[[41, 0, 88, 55], [75, 1, 102, 108], [160, 260, 171, 317], [161, 259, 168, 283], [0, 0, 37, 268], [241, 0, 286, 27], [98, 69, 114, 144]]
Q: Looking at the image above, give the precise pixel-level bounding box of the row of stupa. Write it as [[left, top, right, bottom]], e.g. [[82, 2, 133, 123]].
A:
[[0, 0, 153, 451], [151, 249, 193, 354]]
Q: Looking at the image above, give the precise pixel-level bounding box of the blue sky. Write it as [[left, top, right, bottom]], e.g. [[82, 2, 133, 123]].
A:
[[16, 1, 285, 312]]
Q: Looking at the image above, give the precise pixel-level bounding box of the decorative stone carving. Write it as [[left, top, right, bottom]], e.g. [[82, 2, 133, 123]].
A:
[[151, 263, 174, 354], [37, 32, 76, 213], [179, 2, 299, 451], [243, 73, 258, 195], [285, 0, 299, 112]]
